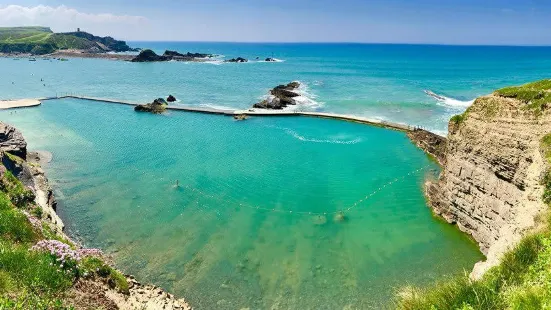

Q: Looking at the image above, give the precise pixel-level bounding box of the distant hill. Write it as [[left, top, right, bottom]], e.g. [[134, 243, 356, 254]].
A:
[[0, 26, 137, 55]]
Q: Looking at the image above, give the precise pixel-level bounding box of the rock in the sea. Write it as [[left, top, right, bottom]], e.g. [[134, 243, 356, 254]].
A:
[[253, 81, 302, 110], [131, 49, 212, 62], [0, 122, 27, 159], [162, 50, 213, 60], [134, 98, 168, 113], [167, 95, 176, 103], [233, 114, 248, 121], [130, 49, 168, 62], [265, 57, 277, 62], [226, 57, 248, 63]]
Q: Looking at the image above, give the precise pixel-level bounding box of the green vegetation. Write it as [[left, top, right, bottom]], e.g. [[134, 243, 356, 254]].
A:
[[542, 134, 551, 204], [0, 159, 129, 306], [80, 257, 130, 294], [450, 113, 466, 125], [0, 26, 135, 55], [396, 133, 551, 310], [495, 79, 551, 114]]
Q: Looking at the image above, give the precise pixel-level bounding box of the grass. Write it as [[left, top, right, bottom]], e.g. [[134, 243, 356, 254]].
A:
[[450, 114, 466, 125], [80, 257, 130, 294], [542, 134, 551, 204], [0, 26, 133, 54], [0, 27, 53, 43], [495, 79, 551, 114], [0, 160, 129, 306]]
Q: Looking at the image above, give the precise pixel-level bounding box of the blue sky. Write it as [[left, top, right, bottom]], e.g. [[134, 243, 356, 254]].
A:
[[0, 0, 550, 44]]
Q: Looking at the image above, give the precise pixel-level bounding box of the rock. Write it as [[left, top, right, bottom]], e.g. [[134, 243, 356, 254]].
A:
[[0, 122, 27, 159], [253, 81, 302, 109], [333, 211, 346, 223], [130, 49, 168, 62], [226, 57, 248, 63], [162, 50, 213, 60], [265, 57, 276, 62], [134, 98, 168, 113], [233, 114, 248, 121], [132, 49, 212, 62], [407, 129, 447, 166], [167, 95, 176, 103]]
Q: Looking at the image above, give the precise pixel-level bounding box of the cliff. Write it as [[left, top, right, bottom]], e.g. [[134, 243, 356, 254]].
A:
[[424, 79, 551, 279], [0, 26, 136, 55]]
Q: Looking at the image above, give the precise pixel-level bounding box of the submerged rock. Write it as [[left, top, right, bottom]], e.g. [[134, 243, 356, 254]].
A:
[[233, 114, 248, 121], [253, 81, 301, 110], [333, 211, 346, 223], [134, 98, 168, 113]]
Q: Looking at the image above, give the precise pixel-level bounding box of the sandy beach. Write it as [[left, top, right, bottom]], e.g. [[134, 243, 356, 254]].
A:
[[0, 99, 41, 109]]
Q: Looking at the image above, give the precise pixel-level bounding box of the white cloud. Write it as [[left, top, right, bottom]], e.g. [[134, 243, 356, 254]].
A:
[[0, 5, 148, 39]]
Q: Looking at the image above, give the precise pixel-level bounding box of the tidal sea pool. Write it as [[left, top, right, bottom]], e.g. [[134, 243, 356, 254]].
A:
[[0, 99, 483, 309]]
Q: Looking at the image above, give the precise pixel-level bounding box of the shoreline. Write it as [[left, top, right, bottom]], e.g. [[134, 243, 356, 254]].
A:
[[1, 50, 219, 62], [0, 122, 193, 309]]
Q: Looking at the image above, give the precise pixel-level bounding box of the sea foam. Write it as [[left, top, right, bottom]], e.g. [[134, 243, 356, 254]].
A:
[[424, 90, 474, 108]]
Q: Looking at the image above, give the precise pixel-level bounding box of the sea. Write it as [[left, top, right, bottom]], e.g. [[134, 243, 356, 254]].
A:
[[1, 43, 550, 309]]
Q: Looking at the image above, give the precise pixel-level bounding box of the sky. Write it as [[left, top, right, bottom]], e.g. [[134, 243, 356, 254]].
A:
[[0, 0, 550, 45]]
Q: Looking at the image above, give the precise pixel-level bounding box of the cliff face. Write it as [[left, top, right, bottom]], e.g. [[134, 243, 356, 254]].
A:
[[426, 87, 551, 278]]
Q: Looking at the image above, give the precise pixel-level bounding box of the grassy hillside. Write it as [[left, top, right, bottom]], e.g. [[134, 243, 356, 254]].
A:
[[0, 26, 135, 55], [0, 27, 53, 42], [0, 153, 128, 308]]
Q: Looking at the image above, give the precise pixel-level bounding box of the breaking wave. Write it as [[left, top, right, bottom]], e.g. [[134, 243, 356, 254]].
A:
[[424, 90, 474, 108]]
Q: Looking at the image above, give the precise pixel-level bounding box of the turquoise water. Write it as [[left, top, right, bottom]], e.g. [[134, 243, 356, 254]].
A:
[[3, 43, 546, 308], [0, 99, 482, 309], [2, 43, 551, 133]]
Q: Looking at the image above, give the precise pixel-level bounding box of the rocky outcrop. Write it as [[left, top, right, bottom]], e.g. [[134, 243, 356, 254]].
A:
[[226, 57, 248, 63], [253, 81, 301, 109], [407, 129, 447, 166], [425, 89, 551, 279], [131, 50, 213, 62], [131, 49, 168, 62], [265, 57, 276, 62], [134, 98, 168, 113], [163, 51, 212, 60], [167, 95, 177, 103], [0, 122, 27, 159]]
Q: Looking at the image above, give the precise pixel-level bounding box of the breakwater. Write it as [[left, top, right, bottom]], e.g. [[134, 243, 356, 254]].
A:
[[36, 95, 421, 134]]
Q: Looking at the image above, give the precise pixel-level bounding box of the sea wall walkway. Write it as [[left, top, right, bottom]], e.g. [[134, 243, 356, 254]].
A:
[[33, 95, 418, 133]]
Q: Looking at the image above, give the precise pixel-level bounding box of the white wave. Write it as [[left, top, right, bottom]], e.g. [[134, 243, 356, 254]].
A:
[[259, 58, 284, 63], [202, 60, 224, 65], [284, 81, 324, 111], [424, 90, 474, 108], [268, 125, 361, 145], [197, 103, 236, 110]]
